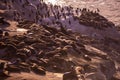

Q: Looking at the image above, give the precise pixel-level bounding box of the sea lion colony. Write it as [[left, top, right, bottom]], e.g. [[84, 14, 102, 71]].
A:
[[78, 8, 115, 30], [1, 0, 115, 31], [0, 0, 120, 80], [0, 20, 119, 80]]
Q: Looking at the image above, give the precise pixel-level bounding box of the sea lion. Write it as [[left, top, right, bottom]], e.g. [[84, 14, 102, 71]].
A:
[[5, 44, 17, 55], [5, 64, 21, 73], [31, 63, 46, 75], [63, 71, 79, 80], [0, 42, 6, 49], [4, 32, 9, 37], [0, 62, 10, 77], [0, 17, 9, 25], [0, 30, 3, 34], [0, 62, 5, 70], [83, 55, 92, 61]]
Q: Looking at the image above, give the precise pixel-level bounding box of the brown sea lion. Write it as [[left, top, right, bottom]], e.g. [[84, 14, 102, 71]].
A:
[[31, 64, 46, 75], [83, 55, 92, 61], [4, 32, 9, 37], [5, 64, 21, 73]]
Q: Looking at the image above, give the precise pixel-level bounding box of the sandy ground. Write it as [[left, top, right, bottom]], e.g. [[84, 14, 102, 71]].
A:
[[4, 72, 62, 80]]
